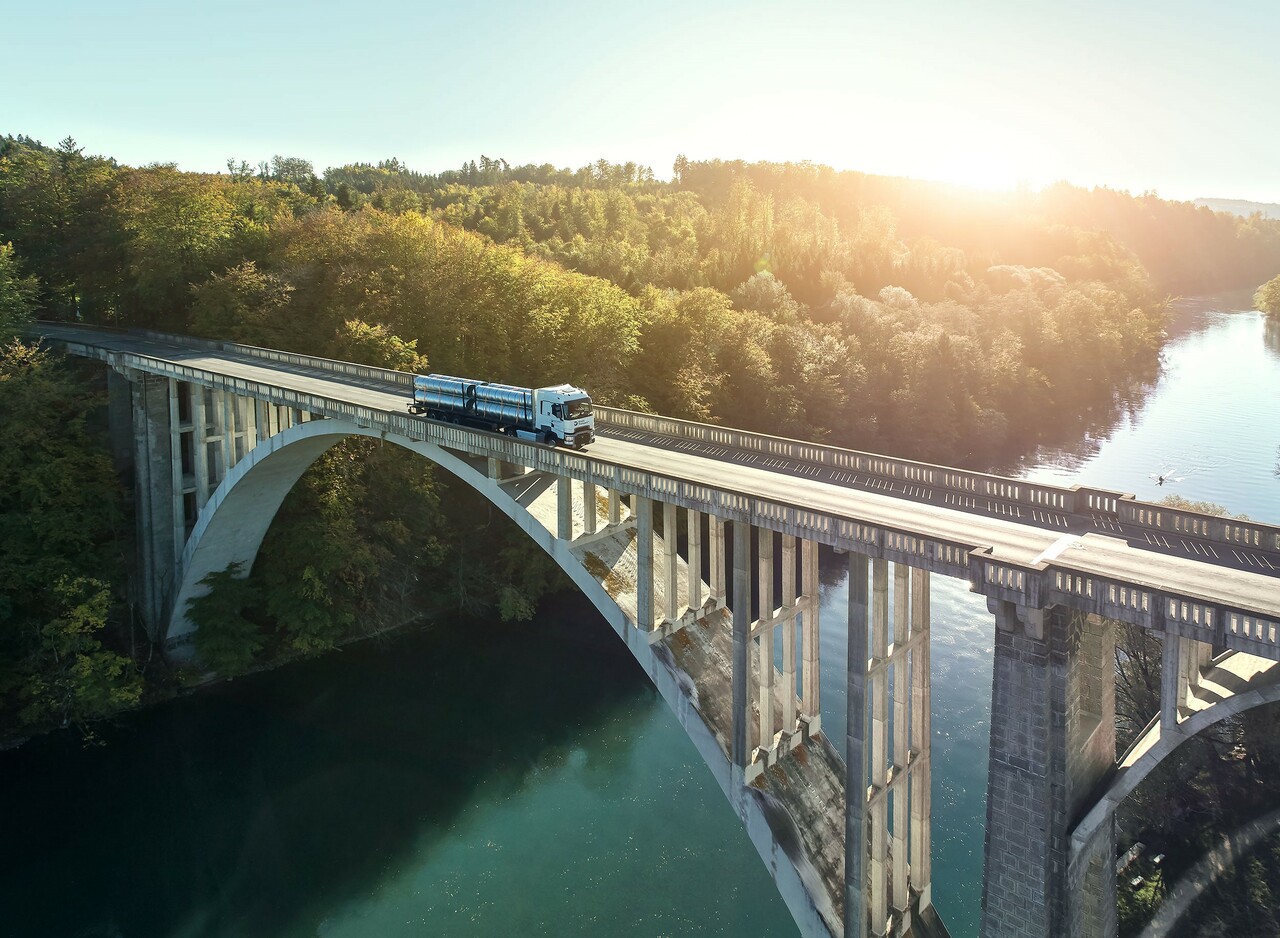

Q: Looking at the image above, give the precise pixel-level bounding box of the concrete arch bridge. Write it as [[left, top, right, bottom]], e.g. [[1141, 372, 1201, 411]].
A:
[[34, 323, 1280, 938]]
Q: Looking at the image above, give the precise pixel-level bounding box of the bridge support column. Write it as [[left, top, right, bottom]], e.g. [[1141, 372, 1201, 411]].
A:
[[168, 379, 188, 565], [130, 372, 179, 639], [846, 551, 870, 938], [892, 564, 910, 916], [869, 558, 889, 936], [732, 520, 752, 768], [1161, 631, 1211, 731], [800, 538, 821, 734], [980, 603, 1116, 938], [758, 530, 776, 756], [583, 481, 597, 536], [908, 568, 932, 913], [781, 535, 797, 736], [218, 389, 234, 483], [608, 488, 621, 525], [688, 509, 703, 612], [664, 501, 679, 623], [710, 515, 727, 605], [191, 385, 211, 510], [635, 496, 654, 631], [557, 476, 572, 540]]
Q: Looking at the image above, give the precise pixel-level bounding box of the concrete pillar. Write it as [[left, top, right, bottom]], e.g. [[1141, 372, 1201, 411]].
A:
[[980, 604, 1115, 938], [608, 488, 621, 525], [710, 515, 727, 603], [801, 538, 820, 724], [557, 475, 572, 541], [732, 521, 752, 768], [106, 368, 134, 476], [636, 496, 654, 631], [845, 551, 870, 938], [243, 395, 257, 448], [781, 534, 797, 734], [191, 386, 210, 510], [1160, 629, 1182, 731], [664, 501, 678, 621], [869, 559, 889, 935], [583, 481, 597, 536], [688, 509, 703, 612], [758, 529, 775, 750], [219, 389, 234, 482], [168, 379, 185, 564], [910, 569, 932, 901], [132, 373, 179, 637], [892, 564, 910, 914]]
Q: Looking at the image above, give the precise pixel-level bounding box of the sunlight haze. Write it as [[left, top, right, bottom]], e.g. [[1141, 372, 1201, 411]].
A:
[[4, 0, 1278, 201]]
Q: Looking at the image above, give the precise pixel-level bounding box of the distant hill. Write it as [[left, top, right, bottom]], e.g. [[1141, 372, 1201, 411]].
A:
[[1194, 197, 1280, 220]]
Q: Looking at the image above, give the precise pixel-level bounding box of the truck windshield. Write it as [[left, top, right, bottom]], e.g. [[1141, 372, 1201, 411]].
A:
[[566, 399, 592, 420]]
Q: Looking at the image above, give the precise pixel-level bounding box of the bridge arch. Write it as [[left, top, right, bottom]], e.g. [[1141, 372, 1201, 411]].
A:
[[165, 415, 837, 937], [1072, 653, 1280, 858], [169, 417, 633, 654]]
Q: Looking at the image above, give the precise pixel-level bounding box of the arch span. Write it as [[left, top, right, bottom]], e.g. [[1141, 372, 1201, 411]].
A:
[[165, 416, 836, 937], [169, 418, 629, 650], [1072, 654, 1280, 858]]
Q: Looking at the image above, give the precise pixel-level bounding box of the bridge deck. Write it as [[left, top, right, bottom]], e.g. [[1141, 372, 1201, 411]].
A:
[[46, 325, 1279, 630]]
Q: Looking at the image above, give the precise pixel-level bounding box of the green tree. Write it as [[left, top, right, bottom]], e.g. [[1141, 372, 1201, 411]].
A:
[[188, 563, 263, 676], [1256, 274, 1280, 317], [0, 242, 38, 334]]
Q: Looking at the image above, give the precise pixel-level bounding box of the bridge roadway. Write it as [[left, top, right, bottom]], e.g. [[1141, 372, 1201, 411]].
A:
[[33, 324, 1280, 624]]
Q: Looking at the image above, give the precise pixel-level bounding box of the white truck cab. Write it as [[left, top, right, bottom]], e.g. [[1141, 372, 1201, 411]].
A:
[[534, 384, 595, 448]]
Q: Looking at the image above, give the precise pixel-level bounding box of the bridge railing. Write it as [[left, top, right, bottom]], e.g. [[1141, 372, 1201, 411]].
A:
[[595, 405, 1089, 514], [39, 335, 1280, 653], [595, 405, 1280, 559], [39, 323, 1280, 563], [133, 329, 416, 391]]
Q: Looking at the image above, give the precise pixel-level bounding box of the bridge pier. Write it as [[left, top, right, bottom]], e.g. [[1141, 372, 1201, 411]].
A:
[[846, 556, 934, 938], [981, 603, 1116, 938]]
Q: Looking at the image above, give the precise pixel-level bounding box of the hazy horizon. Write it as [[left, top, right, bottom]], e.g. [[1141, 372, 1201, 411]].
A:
[[5, 0, 1279, 203]]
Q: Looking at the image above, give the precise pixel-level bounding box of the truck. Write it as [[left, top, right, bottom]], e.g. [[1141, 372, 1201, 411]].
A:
[[409, 374, 595, 448]]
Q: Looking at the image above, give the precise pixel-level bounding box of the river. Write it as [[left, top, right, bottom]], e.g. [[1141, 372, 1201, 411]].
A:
[[3, 296, 1277, 938]]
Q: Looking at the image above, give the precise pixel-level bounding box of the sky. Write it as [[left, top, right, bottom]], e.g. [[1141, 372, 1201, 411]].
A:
[[4, 0, 1278, 202]]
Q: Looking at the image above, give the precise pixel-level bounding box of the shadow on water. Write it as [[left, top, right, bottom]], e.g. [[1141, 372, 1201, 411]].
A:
[[0, 593, 655, 938]]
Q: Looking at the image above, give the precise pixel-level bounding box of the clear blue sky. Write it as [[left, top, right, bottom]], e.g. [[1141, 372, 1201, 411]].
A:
[[4, 0, 1278, 201]]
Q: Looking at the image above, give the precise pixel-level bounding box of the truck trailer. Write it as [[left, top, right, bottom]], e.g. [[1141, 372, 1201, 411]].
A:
[[409, 374, 595, 448]]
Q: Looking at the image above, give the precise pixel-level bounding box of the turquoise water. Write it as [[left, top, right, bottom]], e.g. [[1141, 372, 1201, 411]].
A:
[[3, 300, 1277, 938]]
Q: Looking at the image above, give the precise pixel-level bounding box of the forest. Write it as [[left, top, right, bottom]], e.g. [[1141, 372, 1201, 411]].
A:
[[3, 134, 1280, 731]]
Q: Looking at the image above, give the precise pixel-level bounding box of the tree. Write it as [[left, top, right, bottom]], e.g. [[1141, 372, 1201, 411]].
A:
[[0, 242, 38, 334], [188, 563, 263, 676], [1256, 274, 1280, 317]]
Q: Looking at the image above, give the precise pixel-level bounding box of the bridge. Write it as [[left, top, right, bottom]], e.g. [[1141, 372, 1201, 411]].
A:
[[31, 322, 1280, 938]]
